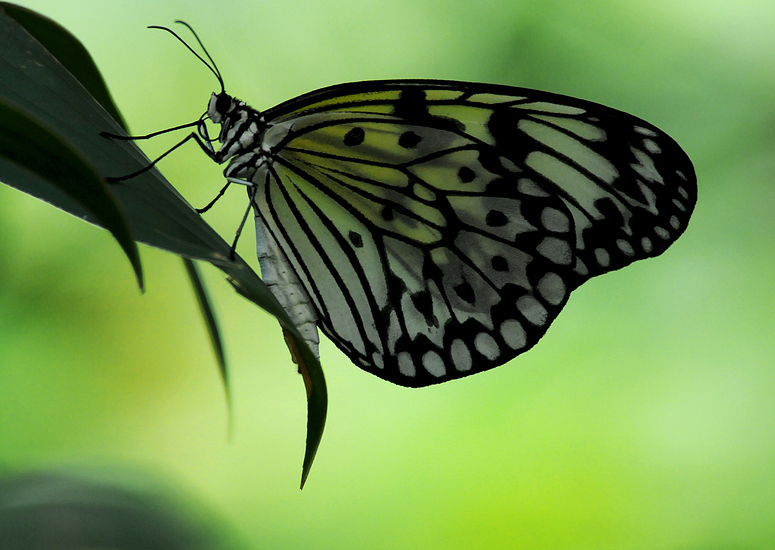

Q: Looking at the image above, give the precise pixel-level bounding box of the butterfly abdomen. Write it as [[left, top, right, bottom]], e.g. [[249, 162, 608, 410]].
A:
[[254, 205, 321, 361]]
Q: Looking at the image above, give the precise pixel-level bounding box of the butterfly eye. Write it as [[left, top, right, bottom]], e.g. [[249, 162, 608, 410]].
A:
[[215, 93, 232, 115]]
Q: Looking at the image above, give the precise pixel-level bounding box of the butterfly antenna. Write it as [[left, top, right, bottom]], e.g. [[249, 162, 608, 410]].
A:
[[173, 21, 225, 94], [148, 22, 225, 94]]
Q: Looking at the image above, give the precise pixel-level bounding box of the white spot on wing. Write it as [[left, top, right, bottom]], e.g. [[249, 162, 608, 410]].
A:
[[670, 215, 681, 230], [386, 310, 401, 353], [398, 352, 416, 377], [500, 319, 527, 350], [595, 247, 610, 267], [517, 295, 548, 326], [617, 239, 635, 257], [537, 237, 573, 265], [537, 272, 566, 306], [422, 351, 446, 377], [518, 178, 549, 197], [541, 207, 570, 233], [451, 339, 473, 371], [474, 332, 500, 360], [630, 148, 663, 184], [643, 138, 661, 154], [500, 156, 521, 173], [634, 126, 658, 137], [574, 258, 589, 276]]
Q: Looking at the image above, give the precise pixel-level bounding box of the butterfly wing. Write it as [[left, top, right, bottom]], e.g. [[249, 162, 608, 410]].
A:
[[252, 81, 696, 387]]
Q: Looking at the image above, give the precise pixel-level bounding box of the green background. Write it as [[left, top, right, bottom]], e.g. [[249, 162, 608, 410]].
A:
[[1, 0, 773, 548]]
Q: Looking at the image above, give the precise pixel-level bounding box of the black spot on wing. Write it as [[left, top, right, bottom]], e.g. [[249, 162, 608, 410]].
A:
[[411, 290, 437, 327], [394, 88, 429, 120], [454, 282, 475, 304], [458, 166, 476, 183], [343, 127, 365, 146], [485, 210, 508, 227], [399, 131, 422, 148], [491, 255, 508, 272], [349, 230, 364, 248], [487, 108, 533, 161], [393, 88, 464, 132]]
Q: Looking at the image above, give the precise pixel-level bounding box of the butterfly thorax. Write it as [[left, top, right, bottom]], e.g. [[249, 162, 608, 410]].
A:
[[206, 92, 270, 177]]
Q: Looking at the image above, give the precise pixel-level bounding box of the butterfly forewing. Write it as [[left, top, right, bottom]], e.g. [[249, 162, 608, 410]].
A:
[[244, 81, 696, 386]]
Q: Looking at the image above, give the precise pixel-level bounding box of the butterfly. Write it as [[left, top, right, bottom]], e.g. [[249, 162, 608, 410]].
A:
[[126, 23, 697, 388]]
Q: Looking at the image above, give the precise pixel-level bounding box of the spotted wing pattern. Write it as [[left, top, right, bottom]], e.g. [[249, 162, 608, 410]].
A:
[[245, 81, 695, 387]]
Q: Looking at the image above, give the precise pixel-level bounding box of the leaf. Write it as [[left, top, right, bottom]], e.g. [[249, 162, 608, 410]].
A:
[[0, 3, 142, 287], [183, 258, 232, 429], [1, 1, 237, 425], [1, 2, 128, 131], [0, 97, 143, 288], [0, 470, 243, 549], [280, 327, 328, 489], [231, 281, 327, 489], [0, 5, 327, 485]]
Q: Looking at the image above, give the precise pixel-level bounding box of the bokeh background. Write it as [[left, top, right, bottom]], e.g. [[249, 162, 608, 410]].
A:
[[1, 0, 773, 548]]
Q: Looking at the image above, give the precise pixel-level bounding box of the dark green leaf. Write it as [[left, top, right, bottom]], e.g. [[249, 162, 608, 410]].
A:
[[228, 277, 328, 488], [0, 92, 143, 288], [0, 6, 327, 484], [2, 2, 128, 130], [0, 470, 242, 549], [183, 258, 231, 424], [2, 2, 235, 419]]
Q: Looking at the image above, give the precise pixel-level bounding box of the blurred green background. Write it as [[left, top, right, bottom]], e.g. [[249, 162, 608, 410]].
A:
[[1, 0, 773, 548]]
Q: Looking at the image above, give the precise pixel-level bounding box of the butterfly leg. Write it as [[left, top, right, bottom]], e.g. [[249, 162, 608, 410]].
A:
[[102, 130, 219, 183], [196, 181, 231, 214], [101, 115, 220, 182], [197, 171, 257, 214], [100, 119, 200, 142], [225, 185, 257, 261]]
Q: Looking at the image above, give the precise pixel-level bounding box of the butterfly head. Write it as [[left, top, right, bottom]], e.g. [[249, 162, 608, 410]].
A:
[[207, 91, 237, 124], [203, 91, 268, 167]]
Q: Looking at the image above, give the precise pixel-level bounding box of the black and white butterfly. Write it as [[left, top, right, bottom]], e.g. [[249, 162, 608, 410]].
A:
[[130, 23, 696, 388]]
